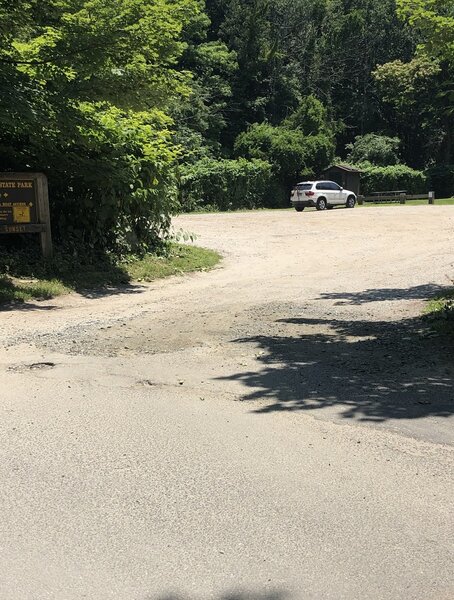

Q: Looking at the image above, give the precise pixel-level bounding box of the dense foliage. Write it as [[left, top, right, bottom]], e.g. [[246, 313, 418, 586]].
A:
[[179, 157, 272, 210], [427, 165, 454, 198], [1, 0, 453, 254], [358, 164, 427, 195], [347, 135, 402, 167], [0, 0, 196, 254], [233, 97, 335, 205]]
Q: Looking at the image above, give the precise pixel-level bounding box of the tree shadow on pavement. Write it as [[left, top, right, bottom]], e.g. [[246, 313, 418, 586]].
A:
[[150, 593, 287, 600], [218, 313, 454, 423], [319, 283, 450, 305]]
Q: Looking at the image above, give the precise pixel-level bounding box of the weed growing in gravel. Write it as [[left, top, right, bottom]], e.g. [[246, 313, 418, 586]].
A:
[[424, 289, 454, 335], [0, 276, 70, 303]]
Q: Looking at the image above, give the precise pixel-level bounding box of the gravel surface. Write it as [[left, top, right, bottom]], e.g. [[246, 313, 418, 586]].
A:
[[1, 206, 453, 599]]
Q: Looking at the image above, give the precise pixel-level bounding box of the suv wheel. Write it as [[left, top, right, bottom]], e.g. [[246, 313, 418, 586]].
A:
[[316, 197, 327, 211], [295, 206, 305, 212], [346, 195, 356, 208]]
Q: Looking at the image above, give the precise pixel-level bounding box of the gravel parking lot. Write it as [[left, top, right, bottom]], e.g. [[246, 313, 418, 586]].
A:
[[1, 206, 453, 599], [2, 206, 453, 442]]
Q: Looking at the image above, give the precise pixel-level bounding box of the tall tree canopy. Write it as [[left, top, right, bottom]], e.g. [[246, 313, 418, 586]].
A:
[[1, 0, 453, 233], [397, 0, 454, 63]]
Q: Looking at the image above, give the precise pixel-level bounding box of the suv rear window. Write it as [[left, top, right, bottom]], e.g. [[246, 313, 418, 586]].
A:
[[316, 181, 340, 190], [296, 184, 312, 191]]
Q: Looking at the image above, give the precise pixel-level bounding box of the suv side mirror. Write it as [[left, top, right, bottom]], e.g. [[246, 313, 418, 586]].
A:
[[340, 187, 344, 191]]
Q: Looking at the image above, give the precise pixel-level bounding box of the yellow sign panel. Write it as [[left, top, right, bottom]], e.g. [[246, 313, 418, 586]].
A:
[[13, 205, 31, 223]]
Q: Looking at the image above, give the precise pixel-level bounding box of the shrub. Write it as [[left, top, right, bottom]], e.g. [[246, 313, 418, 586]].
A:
[[46, 106, 180, 256], [358, 163, 427, 195], [426, 165, 454, 198], [179, 158, 273, 211]]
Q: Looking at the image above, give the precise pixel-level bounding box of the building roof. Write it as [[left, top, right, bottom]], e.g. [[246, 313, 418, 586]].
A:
[[324, 164, 362, 173]]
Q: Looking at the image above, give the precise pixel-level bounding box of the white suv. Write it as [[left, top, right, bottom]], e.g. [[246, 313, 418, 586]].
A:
[[291, 181, 357, 212]]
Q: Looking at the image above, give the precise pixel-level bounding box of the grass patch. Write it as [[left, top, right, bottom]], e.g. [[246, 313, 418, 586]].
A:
[[424, 289, 454, 335], [126, 244, 220, 281], [359, 197, 454, 207], [0, 244, 221, 305], [0, 276, 70, 303]]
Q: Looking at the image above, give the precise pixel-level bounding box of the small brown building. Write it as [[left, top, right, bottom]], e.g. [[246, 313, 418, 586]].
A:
[[321, 164, 362, 196]]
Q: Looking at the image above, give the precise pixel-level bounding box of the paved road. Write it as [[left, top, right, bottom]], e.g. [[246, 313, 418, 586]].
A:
[[1, 207, 453, 599]]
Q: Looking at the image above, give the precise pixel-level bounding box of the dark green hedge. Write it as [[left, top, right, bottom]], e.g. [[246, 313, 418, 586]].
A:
[[179, 158, 273, 211], [358, 164, 427, 195]]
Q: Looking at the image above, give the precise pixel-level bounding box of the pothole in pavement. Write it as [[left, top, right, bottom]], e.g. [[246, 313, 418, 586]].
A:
[[8, 362, 56, 372], [136, 379, 158, 387]]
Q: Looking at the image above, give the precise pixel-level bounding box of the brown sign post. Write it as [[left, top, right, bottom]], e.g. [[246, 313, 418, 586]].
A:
[[0, 173, 53, 258]]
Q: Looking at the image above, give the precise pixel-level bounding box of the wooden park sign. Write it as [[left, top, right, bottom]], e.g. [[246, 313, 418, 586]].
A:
[[0, 173, 53, 258]]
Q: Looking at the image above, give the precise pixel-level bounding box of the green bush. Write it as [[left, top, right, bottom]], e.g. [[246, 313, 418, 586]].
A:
[[358, 163, 427, 195], [426, 165, 454, 198], [1, 97, 179, 257], [179, 158, 273, 211], [45, 107, 180, 256]]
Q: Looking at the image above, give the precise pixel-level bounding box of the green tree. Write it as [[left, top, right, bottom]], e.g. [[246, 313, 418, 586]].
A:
[[373, 55, 451, 165], [394, 1, 454, 163], [0, 0, 197, 254], [282, 95, 332, 136], [205, 0, 416, 153], [172, 5, 238, 160], [397, 0, 454, 63], [346, 134, 401, 166]]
